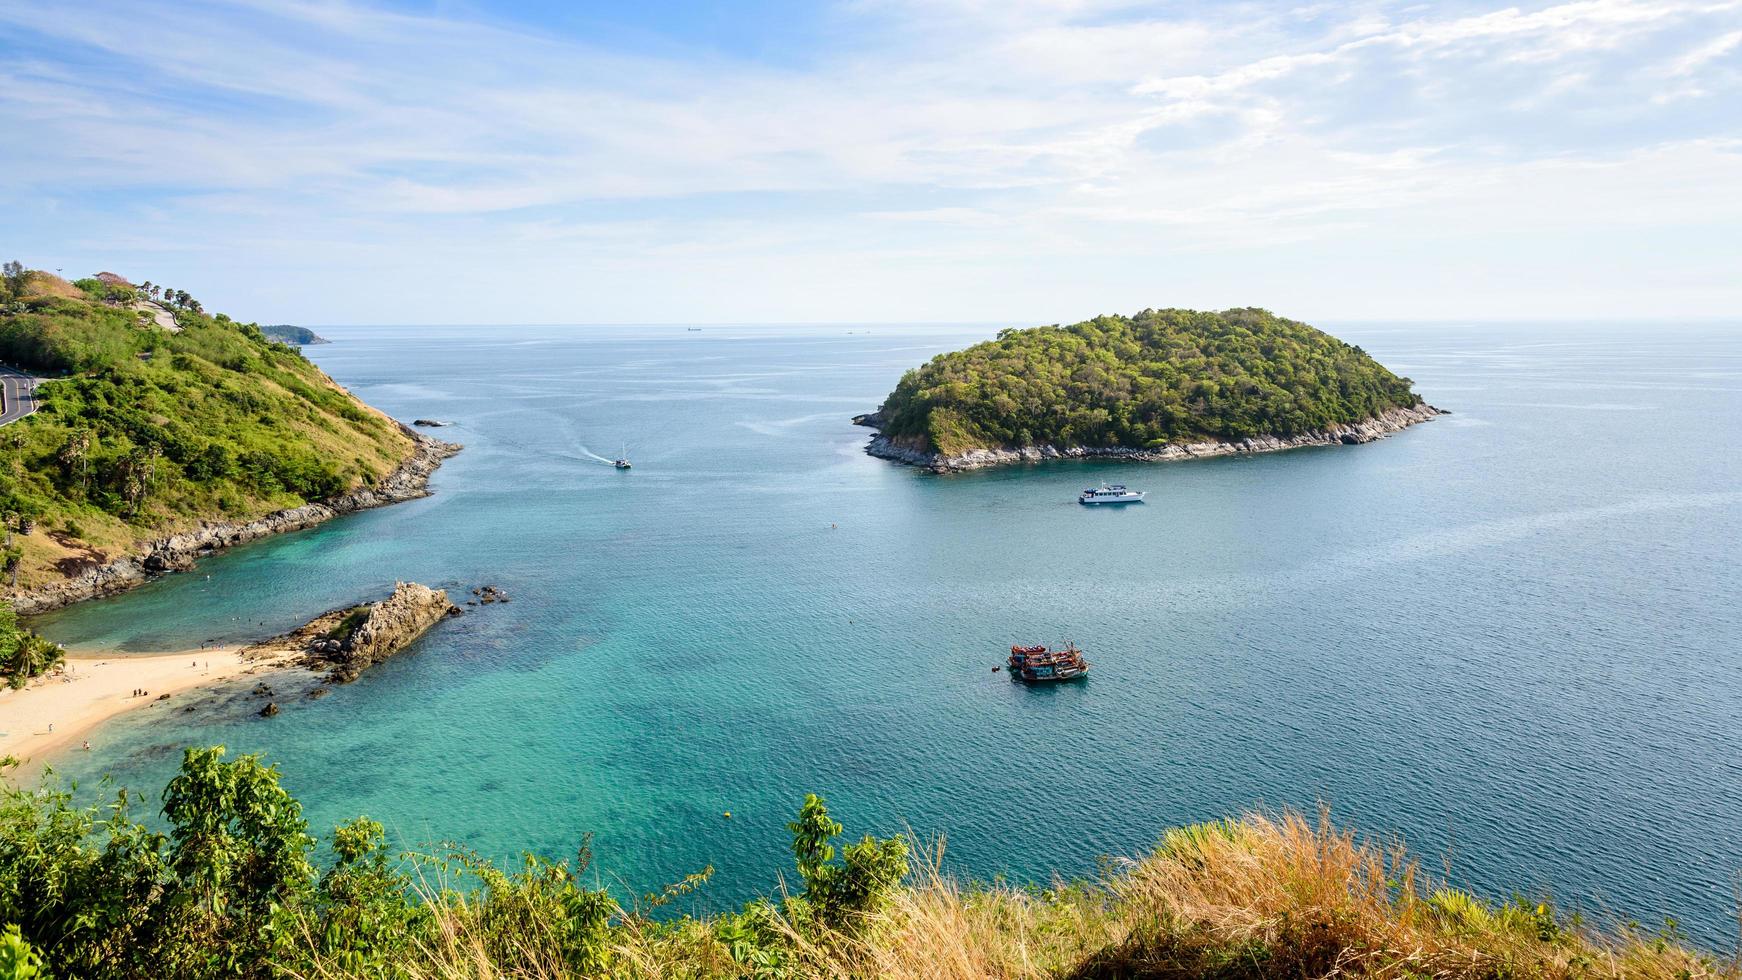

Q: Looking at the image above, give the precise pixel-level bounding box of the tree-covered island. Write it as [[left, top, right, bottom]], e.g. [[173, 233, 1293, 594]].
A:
[[859, 307, 1440, 470]]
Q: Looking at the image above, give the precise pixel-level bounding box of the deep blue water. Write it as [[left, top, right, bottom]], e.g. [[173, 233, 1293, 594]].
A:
[[30, 321, 1742, 943]]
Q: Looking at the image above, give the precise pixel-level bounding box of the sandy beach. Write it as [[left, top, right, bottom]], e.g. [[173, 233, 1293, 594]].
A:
[[0, 647, 254, 768]]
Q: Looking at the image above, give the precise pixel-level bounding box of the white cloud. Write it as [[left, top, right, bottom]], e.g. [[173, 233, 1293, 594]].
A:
[[0, 0, 1738, 322]]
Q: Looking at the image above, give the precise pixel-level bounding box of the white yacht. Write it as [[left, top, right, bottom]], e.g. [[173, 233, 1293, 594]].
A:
[[1079, 484, 1145, 505]]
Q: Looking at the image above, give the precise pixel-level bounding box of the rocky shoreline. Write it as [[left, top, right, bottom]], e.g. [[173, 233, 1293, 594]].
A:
[[857, 402, 1444, 472], [9, 428, 461, 615]]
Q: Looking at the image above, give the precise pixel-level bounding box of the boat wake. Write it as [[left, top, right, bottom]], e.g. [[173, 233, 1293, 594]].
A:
[[570, 445, 619, 466]]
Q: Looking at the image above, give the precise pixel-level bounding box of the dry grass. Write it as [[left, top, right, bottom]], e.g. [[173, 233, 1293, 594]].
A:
[[18, 272, 85, 301], [293, 812, 1739, 980]]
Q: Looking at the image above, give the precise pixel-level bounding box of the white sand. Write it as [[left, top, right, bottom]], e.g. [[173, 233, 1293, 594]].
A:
[[0, 648, 254, 768]]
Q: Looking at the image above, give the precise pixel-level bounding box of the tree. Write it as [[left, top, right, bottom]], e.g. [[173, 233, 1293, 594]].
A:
[[120, 445, 162, 517], [784, 793, 909, 932], [57, 429, 93, 495], [0, 261, 30, 302]]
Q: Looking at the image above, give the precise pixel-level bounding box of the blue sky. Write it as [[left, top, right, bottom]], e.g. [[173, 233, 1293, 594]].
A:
[[2, 0, 1739, 324]]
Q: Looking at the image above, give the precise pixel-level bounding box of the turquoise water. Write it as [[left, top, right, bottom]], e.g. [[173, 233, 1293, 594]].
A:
[[31, 322, 1742, 942]]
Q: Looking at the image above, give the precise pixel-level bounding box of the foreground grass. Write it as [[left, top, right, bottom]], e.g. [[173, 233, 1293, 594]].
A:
[[293, 815, 1733, 980], [4, 748, 1732, 980]]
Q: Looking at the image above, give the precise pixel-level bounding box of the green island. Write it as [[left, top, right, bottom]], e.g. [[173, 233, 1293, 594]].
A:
[[259, 324, 329, 346], [0, 263, 439, 650], [861, 308, 1438, 470], [0, 749, 1725, 980]]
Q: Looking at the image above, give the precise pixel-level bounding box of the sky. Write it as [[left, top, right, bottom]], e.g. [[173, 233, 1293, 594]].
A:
[[2, 0, 1740, 325]]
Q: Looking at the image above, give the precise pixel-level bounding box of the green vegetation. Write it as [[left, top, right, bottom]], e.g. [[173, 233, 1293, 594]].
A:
[[0, 749, 910, 980], [0, 603, 59, 688], [1, 750, 1729, 980], [0, 264, 413, 589], [874, 308, 1424, 457]]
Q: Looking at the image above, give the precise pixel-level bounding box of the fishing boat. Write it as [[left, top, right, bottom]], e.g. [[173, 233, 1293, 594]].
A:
[[614, 443, 632, 469], [1079, 484, 1144, 505], [1006, 644, 1090, 682]]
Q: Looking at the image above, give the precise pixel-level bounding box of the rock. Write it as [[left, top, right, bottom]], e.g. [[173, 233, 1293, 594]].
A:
[[9, 430, 462, 615], [259, 702, 279, 717], [862, 402, 1445, 472], [317, 582, 458, 683], [308, 687, 329, 700], [143, 552, 195, 573], [251, 682, 274, 697], [156, 693, 171, 701], [412, 419, 447, 427]]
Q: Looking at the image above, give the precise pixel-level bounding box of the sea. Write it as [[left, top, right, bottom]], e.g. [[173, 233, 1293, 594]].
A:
[[29, 320, 1742, 944]]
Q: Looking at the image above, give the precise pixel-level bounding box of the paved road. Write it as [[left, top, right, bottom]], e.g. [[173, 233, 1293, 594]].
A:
[[132, 300, 181, 332], [0, 366, 42, 426]]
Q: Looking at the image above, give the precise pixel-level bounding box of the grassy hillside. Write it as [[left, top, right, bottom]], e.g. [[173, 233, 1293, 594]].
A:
[[0, 748, 1728, 980], [875, 308, 1424, 457], [0, 266, 414, 590]]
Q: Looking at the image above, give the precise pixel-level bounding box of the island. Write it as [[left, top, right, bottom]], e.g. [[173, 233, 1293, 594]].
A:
[[259, 323, 329, 345], [857, 307, 1441, 471]]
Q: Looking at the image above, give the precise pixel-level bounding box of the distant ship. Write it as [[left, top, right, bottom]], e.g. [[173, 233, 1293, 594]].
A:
[[1006, 644, 1090, 682], [1079, 484, 1144, 505], [614, 443, 632, 469]]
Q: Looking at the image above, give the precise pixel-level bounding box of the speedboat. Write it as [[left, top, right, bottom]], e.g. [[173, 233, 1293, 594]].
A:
[[1079, 484, 1144, 505]]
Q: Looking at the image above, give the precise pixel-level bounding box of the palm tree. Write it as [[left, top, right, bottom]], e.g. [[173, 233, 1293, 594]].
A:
[[58, 428, 92, 494]]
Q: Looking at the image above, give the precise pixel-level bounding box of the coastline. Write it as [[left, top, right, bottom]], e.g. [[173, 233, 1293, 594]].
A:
[[0, 582, 459, 776], [0, 648, 257, 770], [861, 402, 1444, 472], [7, 428, 460, 615]]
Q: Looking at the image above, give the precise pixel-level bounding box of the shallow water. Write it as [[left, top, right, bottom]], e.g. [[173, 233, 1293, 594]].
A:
[[31, 321, 1742, 942]]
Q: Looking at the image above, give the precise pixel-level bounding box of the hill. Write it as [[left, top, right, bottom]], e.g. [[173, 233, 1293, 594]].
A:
[[862, 308, 1438, 470], [260, 324, 329, 345], [0, 263, 436, 604]]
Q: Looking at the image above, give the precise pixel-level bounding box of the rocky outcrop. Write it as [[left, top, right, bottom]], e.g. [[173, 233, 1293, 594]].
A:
[[9, 430, 460, 615], [863, 402, 1445, 472], [242, 582, 459, 684], [316, 582, 458, 682]]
